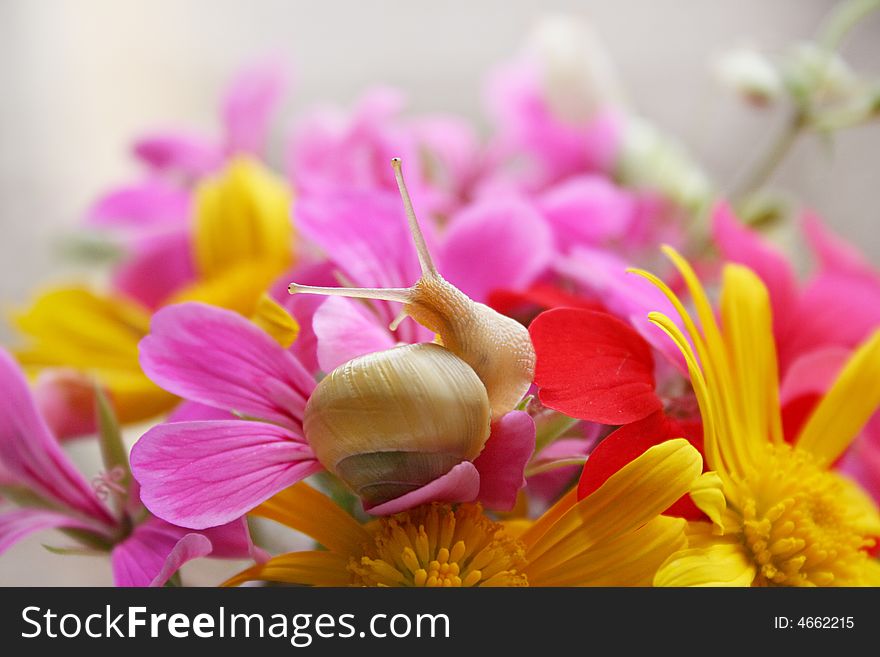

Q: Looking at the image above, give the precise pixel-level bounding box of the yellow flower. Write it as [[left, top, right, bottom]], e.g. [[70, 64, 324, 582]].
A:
[[12, 157, 294, 424], [633, 246, 880, 587], [225, 438, 704, 587]]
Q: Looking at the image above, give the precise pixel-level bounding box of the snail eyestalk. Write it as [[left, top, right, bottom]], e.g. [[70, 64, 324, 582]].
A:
[[288, 157, 437, 302], [391, 157, 437, 277], [287, 282, 412, 303]]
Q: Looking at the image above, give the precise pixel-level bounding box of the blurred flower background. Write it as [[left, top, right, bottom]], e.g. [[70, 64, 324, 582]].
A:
[[1, 0, 879, 585]]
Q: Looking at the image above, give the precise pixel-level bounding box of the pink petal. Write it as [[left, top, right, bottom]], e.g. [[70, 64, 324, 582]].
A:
[[270, 260, 339, 375], [802, 210, 880, 283], [167, 401, 234, 422], [130, 419, 321, 529], [32, 369, 98, 440], [0, 508, 107, 555], [780, 346, 851, 404], [297, 189, 423, 291], [222, 59, 289, 156], [199, 516, 264, 561], [441, 197, 553, 303], [0, 349, 115, 524], [86, 180, 191, 229], [485, 60, 621, 187], [288, 88, 420, 197], [472, 411, 535, 511], [781, 273, 880, 368], [537, 175, 635, 248], [133, 133, 223, 179], [139, 302, 316, 429], [313, 297, 397, 373], [712, 202, 798, 340], [112, 228, 196, 309], [839, 412, 880, 503], [112, 516, 260, 587], [364, 462, 480, 516], [112, 517, 204, 587], [296, 189, 433, 345]]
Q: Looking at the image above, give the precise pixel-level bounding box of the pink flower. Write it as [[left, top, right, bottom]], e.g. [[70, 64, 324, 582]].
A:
[[0, 348, 257, 586], [131, 302, 322, 530], [287, 88, 480, 215], [131, 299, 536, 526], [85, 59, 290, 310], [483, 56, 622, 192]]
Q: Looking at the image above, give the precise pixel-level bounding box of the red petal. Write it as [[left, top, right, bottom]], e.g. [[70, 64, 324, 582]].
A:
[[782, 394, 820, 444], [577, 411, 707, 520], [487, 283, 604, 327], [577, 410, 673, 500], [530, 308, 662, 424]]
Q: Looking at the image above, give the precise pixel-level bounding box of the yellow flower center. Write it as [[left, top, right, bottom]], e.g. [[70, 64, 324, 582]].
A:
[[350, 503, 528, 587], [733, 444, 876, 586]]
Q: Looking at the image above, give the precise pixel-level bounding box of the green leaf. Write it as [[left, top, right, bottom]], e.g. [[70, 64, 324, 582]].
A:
[[94, 386, 131, 490], [42, 544, 104, 557]]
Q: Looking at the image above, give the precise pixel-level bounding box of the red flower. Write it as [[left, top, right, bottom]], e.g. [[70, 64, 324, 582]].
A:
[[529, 307, 704, 517]]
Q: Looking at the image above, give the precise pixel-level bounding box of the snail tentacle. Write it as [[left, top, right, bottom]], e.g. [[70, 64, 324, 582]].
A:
[[287, 282, 412, 303]]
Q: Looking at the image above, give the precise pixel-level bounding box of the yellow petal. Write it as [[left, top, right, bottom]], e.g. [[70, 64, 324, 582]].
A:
[[250, 293, 299, 348], [222, 550, 351, 587], [518, 488, 577, 550], [719, 265, 784, 460], [13, 286, 175, 423], [647, 311, 723, 479], [169, 260, 285, 316], [525, 439, 702, 572], [661, 247, 746, 477], [252, 482, 370, 557], [654, 539, 756, 587], [796, 330, 880, 465], [689, 471, 726, 534], [194, 156, 292, 279], [527, 515, 687, 586]]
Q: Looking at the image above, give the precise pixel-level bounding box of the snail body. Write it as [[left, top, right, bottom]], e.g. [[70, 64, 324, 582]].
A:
[[290, 159, 535, 508]]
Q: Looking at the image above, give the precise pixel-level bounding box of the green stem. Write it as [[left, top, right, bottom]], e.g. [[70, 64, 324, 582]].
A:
[[733, 110, 805, 200], [819, 0, 880, 51], [524, 457, 588, 478]]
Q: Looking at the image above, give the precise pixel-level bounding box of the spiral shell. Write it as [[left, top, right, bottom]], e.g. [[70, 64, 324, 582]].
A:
[[303, 342, 491, 507]]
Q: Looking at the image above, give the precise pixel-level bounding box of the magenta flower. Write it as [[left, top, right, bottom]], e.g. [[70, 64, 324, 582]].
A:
[[287, 87, 480, 216], [131, 302, 322, 529], [132, 297, 536, 527], [0, 348, 257, 586], [85, 59, 290, 311], [483, 55, 621, 192]]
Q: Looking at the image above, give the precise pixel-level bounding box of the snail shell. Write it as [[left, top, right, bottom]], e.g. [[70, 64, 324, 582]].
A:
[[304, 343, 490, 507], [290, 158, 535, 508]]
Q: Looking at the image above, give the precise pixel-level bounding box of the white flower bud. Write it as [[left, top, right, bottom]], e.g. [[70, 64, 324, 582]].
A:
[[715, 47, 783, 105]]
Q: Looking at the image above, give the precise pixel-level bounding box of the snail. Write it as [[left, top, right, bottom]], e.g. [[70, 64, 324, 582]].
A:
[[288, 158, 536, 508]]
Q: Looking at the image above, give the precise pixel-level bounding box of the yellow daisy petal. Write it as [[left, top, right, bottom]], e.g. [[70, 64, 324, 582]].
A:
[[250, 293, 300, 348], [252, 482, 370, 556], [13, 286, 175, 423], [796, 329, 880, 465], [525, 439, 702, 570], [194, 156, 292, 279], [223, 551, 352, 587], [654, 539, 757, 587], [689, 471, 726, 534], [526, 515, 687, 586], [169, 260, 285, 316], [719, 264, 784, 458]]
